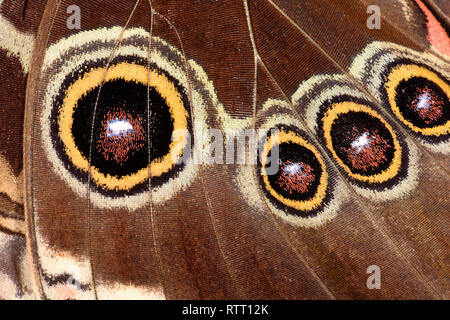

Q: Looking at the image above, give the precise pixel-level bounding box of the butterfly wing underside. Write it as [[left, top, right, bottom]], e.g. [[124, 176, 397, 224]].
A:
[[0, 0, 448, 299]]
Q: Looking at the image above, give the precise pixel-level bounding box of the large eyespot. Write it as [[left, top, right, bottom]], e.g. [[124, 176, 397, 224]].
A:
[[56, 62, 189, 194], [235, 101, 346, 228], [384, 64, 449, 137], [40, 27, 212, 209], [321, 102, 402, 184], [349, 41, 450, 153]]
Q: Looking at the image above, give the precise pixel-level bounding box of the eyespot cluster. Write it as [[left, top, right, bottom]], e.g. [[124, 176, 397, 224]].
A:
[[40, 27, 211, 209], [40, 33, 446, 226], [246, 43, 448, 223], [234, 40, 448, 226]]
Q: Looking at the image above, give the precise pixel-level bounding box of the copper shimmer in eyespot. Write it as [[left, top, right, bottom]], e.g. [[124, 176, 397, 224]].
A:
[[330, 112, 395, 176], [385, 64, 449, 138], [96, 108, 146, 165], [54, 61, 191, 194], [322, 102, 403, 185], [395, 77, 448, 129], [276, 160, 316, 195], [40, 28, 205, 209], [339, 127, 392, 174]]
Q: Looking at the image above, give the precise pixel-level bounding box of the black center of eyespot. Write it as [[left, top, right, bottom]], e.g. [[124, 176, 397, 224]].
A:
[[330, 112, 395, 176], [72, 79, 174, 178], [266, 143, 322, 201], [395, 77, 448, 129]]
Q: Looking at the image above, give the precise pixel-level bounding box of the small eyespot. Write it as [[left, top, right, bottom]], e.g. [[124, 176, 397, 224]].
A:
[[294, 76, 419, 200], [384, 63, 449, 137], [259, 126, 328, 215], [321, 101, 402, 185], [234, 104, 345, 228]]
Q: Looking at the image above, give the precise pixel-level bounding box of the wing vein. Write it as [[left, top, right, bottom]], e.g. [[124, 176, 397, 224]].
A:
[[146, 2, 168, 300], [151, 10, 243, 297], [86, 0, 142, 300], [27, 0, 62, 300], [266, 0, 450, 177]]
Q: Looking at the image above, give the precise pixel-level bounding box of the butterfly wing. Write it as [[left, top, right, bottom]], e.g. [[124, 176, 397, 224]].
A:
[[0, 0, 447, 299]]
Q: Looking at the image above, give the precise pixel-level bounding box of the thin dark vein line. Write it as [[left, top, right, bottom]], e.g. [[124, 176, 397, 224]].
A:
[[85, 0, 141, 300], [27, 0, 62, 300], [146, 1, 167, 299], [243, 0, 258, 132], [197, 171, 243, 298], [152, 11, 243, 298], [259, 54, 443, 299], [21, 0, 28, 20]]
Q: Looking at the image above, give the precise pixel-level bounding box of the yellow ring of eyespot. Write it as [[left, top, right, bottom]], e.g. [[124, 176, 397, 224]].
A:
[[322, 102, 402, 184], [385, 64, 450, 136], [57, 62, 189, 191], [261, 130, 328, 211]]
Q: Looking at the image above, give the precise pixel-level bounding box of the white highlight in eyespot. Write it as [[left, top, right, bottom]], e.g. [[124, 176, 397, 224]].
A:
[[283, 162, 303, 175], [107, 119, 134, 137], [351, 132, 372, 152], [416, 92, 432, 110]]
